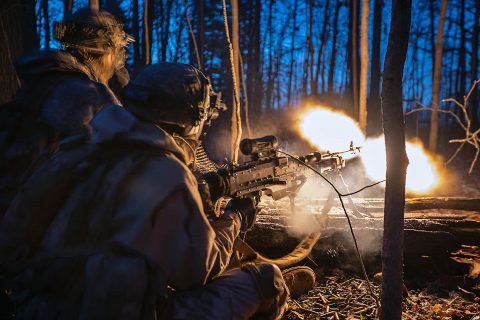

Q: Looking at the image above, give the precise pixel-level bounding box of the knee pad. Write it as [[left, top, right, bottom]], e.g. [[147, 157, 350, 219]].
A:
[[241, 262, 286, 300]]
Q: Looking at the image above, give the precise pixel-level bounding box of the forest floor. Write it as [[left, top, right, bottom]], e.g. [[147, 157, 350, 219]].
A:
[[284, 272, 480, 320]]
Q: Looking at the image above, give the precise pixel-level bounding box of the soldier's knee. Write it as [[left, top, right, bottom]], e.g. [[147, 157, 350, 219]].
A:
[[241, 262, 288, 319], [241, 262, 287, 300]]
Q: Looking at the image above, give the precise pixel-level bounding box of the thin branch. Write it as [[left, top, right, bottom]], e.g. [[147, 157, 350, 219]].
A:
[[405, 80, 480, 173], [405, 105, 467, 131], [182, 0, 202, 69], [470, 149, 480, 174], [445, 142, 465, 165], [464, 80, 480, 103]]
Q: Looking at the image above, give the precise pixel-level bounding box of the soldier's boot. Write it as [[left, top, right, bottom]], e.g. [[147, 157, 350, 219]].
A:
[[281, 266, 316, 299]]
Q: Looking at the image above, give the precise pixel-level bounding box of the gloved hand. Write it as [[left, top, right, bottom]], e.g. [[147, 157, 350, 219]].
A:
[[198, 170, 228, 218], [228, 196, 259, 231], [200, 170, 228, 202]]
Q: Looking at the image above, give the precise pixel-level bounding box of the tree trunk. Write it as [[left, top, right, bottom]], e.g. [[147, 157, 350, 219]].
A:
[[248, 198, 480, 275], [197, 0, 204, 67], [252, 0, 262, 117], [308, 0, 314, 94], [359, 0, 370, 133], [314, 0, 330, 96], [348, 0, 360, 118], [428, 0, 447, 153], [273, 18, 288, 109], [470, 0, 480, 129], [172, 7, 185, 63], [42, 0, 50, 49], [64, 0, 73, 17], [428, 0, 436, 77], [380, 0, 411, 318], [0, 0, 37, 104], [287, 0, 298, 106], [142, 0, 153, 65], [165, 0, 173, 61], [265, 0, 274, 111], [327, 0, 340, 93], [244, 0, 262, 119], [230, 0, 241, 159], [368, 0, 383, 136], [132, 0, 140, 64], [457, 0, 466, 101]]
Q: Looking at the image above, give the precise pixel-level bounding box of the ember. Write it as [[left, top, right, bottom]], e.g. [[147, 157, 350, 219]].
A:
[[297, 106, 442, 194]]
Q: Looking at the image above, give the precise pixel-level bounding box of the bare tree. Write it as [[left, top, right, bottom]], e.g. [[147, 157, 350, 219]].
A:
[[64, 0, 73, 17], [42, 0, 50, 49], [231, 0, 241, 156], [369, 0, 383, 135], [314, 0, 330, 95], [348, 0, 360, 117], [428, 0, 436, 75], [470, 0, 480, 129], [132, 0, 140, 64], [244, 0, 262, 117], [287, 0, 298, 106], [196, 0, 204, 67], [265, 0, 274, 111], [457, 0, 466, 101], [327, 0, 341, 93], [406, 81, 480, 174], [308, 0, 314, 94], [429, 0, 448, 153], [380, 0, 411, 318], [172, 3, 185, 63], [0, 0, 37, 104], [222, 0, 242, 162], [359, 0, 370, 133], [142, 0, 153, 64]]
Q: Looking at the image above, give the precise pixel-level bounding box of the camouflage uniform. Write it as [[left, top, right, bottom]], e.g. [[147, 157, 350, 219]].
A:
[[1, 105, 288, 319], [0, 7, 132, 216]]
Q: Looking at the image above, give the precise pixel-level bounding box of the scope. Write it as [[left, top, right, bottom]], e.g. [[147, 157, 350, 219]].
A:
[[240, 135, 278, 160]]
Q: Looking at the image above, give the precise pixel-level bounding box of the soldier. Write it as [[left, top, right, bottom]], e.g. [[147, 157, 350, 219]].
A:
[[0, 7, 133, 216], [0, 63, 316, 319]]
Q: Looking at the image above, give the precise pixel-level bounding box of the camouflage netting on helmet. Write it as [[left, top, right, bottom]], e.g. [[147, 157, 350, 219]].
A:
[[53, 7, 133, 53]]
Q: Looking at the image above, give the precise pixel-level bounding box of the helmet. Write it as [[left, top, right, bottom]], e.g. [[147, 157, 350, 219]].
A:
[[123, 63, 225, 133], [53, 7, 134, 54]]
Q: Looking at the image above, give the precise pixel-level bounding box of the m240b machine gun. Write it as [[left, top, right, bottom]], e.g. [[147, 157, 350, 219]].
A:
[[211, 135, 360, 202]]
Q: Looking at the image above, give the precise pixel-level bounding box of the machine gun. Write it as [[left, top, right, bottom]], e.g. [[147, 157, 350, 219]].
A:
[[204, 136, 360, 208]]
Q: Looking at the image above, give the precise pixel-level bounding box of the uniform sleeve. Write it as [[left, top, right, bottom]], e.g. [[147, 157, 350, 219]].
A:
[[112, 156, 241, 291], [40, 78, 119, 137]]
